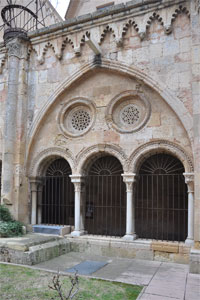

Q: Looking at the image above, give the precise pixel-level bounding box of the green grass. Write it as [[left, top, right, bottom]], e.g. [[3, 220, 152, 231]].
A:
[[0, 264, 142, 300]]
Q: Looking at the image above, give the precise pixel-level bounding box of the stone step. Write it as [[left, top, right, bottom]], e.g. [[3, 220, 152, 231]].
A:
[[0, 235, 71, 265], [33, 225, 71, 236]]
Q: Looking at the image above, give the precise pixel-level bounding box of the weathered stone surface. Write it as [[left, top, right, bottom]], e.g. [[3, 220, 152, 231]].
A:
[[0, 0, 199, 272]]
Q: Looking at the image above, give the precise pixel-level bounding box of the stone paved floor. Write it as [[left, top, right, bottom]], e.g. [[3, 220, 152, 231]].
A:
[[35, 252, 200, 300]]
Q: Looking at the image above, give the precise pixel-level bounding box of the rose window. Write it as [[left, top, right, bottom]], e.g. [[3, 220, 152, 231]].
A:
[[71, 110, 91, 131], [121, 105, 140, 125]]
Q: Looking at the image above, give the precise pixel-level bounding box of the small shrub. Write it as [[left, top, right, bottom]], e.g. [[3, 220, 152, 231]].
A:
[[0, 221, 24, 237], [0, 205, 24, 237], [0, 204, 13, 222]]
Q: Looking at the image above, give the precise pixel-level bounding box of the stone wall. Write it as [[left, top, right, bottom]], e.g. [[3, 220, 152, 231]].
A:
[[0, 0, 199, 271]]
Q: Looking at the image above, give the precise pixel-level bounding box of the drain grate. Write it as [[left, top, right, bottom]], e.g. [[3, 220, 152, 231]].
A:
[[65, 260, 108, 275]]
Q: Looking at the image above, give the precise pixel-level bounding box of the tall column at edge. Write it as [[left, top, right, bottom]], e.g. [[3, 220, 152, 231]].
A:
[[184, 173, 195, 245]]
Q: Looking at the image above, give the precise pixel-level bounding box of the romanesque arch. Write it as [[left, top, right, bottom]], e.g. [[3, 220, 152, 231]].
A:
[[75, 143, 128, 175], [28, 147, 75, 177], [128, 140, 193, 174]]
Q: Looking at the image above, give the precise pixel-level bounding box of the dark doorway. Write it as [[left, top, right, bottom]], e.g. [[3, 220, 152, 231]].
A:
[[85, 156, 126, 237], [41, 158, 74, 225], [135, 153, 188, 242]]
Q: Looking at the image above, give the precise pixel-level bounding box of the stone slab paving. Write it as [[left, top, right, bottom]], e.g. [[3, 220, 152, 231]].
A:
[[35, 252, 200, 300]]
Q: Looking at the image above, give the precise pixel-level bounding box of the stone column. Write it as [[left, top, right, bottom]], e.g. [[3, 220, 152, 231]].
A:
[[70, 175, 86, 236], [29, 178, 39, 225], [122, 173, 137, 241], [1, 37, 29, 221], [184, 173, 194, 245]]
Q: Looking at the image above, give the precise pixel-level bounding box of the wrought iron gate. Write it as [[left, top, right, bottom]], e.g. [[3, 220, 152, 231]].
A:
[[135, 154, 188, 242], [85, 156, 126, 237], [39, 159, 74, 226]]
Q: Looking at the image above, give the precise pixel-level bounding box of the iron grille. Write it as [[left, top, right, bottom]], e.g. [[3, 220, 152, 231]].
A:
[[36, 159, 74, 226], [135, 154, 188, 242], [85, 156, 126, 237]]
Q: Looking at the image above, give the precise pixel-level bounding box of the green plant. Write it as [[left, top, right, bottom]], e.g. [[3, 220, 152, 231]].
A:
[[0, 204, 13, 222], [0, 221, 24, 237], [0, 204, 24, 237]]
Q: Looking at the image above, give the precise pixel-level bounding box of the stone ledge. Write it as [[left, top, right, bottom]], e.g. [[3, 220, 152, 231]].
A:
[[189, 248, 200, 274], [151, 241, 179, 253]]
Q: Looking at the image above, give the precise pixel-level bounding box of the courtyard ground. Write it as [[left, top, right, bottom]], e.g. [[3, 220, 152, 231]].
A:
[[0, 263, 142, 300]]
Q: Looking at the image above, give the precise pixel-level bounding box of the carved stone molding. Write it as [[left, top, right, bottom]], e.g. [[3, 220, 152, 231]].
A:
[[183, 173, 194, 193], [129, 140, 194, 174], [76, 143, 128, 174], [28, 146, 75, 177]]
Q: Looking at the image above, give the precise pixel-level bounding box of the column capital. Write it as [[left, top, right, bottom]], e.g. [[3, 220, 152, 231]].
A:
[[183, 173, 194, 193], [70, 174, 85, 183], [6, 37, 29, 59], [122, 173, 137, 192], [70, 175, 85, 192], [29, 177, 43, 192], [122, 173, 137, 182]]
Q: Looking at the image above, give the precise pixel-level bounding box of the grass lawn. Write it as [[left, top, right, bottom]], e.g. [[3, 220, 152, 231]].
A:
[[0, 264, 143, 300]]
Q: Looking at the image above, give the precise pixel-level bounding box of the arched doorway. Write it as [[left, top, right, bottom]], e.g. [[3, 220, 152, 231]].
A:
[[85, 156, 126, 237], [135, 153, 188, 242], [41, 158, 74, 225]]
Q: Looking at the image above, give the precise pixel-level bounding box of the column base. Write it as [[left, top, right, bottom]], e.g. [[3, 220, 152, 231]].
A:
[[185, 238, 194, 245], [71, 230, 87, 237], [123, 234, 137, 241]]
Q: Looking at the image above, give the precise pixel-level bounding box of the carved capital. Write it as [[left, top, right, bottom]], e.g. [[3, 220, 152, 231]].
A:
[[29, 177, 43, 192], [6, 38, 28, 59], [70, 175, 85, 192], [183, 173, 194, 193], [122, 173, 137, 192]]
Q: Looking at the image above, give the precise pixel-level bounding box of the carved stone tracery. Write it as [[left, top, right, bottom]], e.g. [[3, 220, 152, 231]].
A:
[[106, 90, 151, 134]]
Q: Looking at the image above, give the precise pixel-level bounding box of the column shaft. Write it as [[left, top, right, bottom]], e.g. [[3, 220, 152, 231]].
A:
[[122, 174, 137, 241]]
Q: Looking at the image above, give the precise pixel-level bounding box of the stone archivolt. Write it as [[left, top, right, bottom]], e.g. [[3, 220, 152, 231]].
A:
[[128, 140, 194, 174], [75, 143, 128, 174], [28, 147, 75, 177]]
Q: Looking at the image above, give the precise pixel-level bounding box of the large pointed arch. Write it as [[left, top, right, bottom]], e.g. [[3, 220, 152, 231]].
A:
[[27, 58, 193, 158]]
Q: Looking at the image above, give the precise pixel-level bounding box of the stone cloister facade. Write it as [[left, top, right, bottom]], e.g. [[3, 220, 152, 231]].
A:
[[0, 0, 200, 271]]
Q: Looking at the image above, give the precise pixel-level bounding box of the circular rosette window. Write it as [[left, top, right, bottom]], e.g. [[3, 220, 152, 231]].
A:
[[106, 91, 151, 133], [58, 98, 96, 137]]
